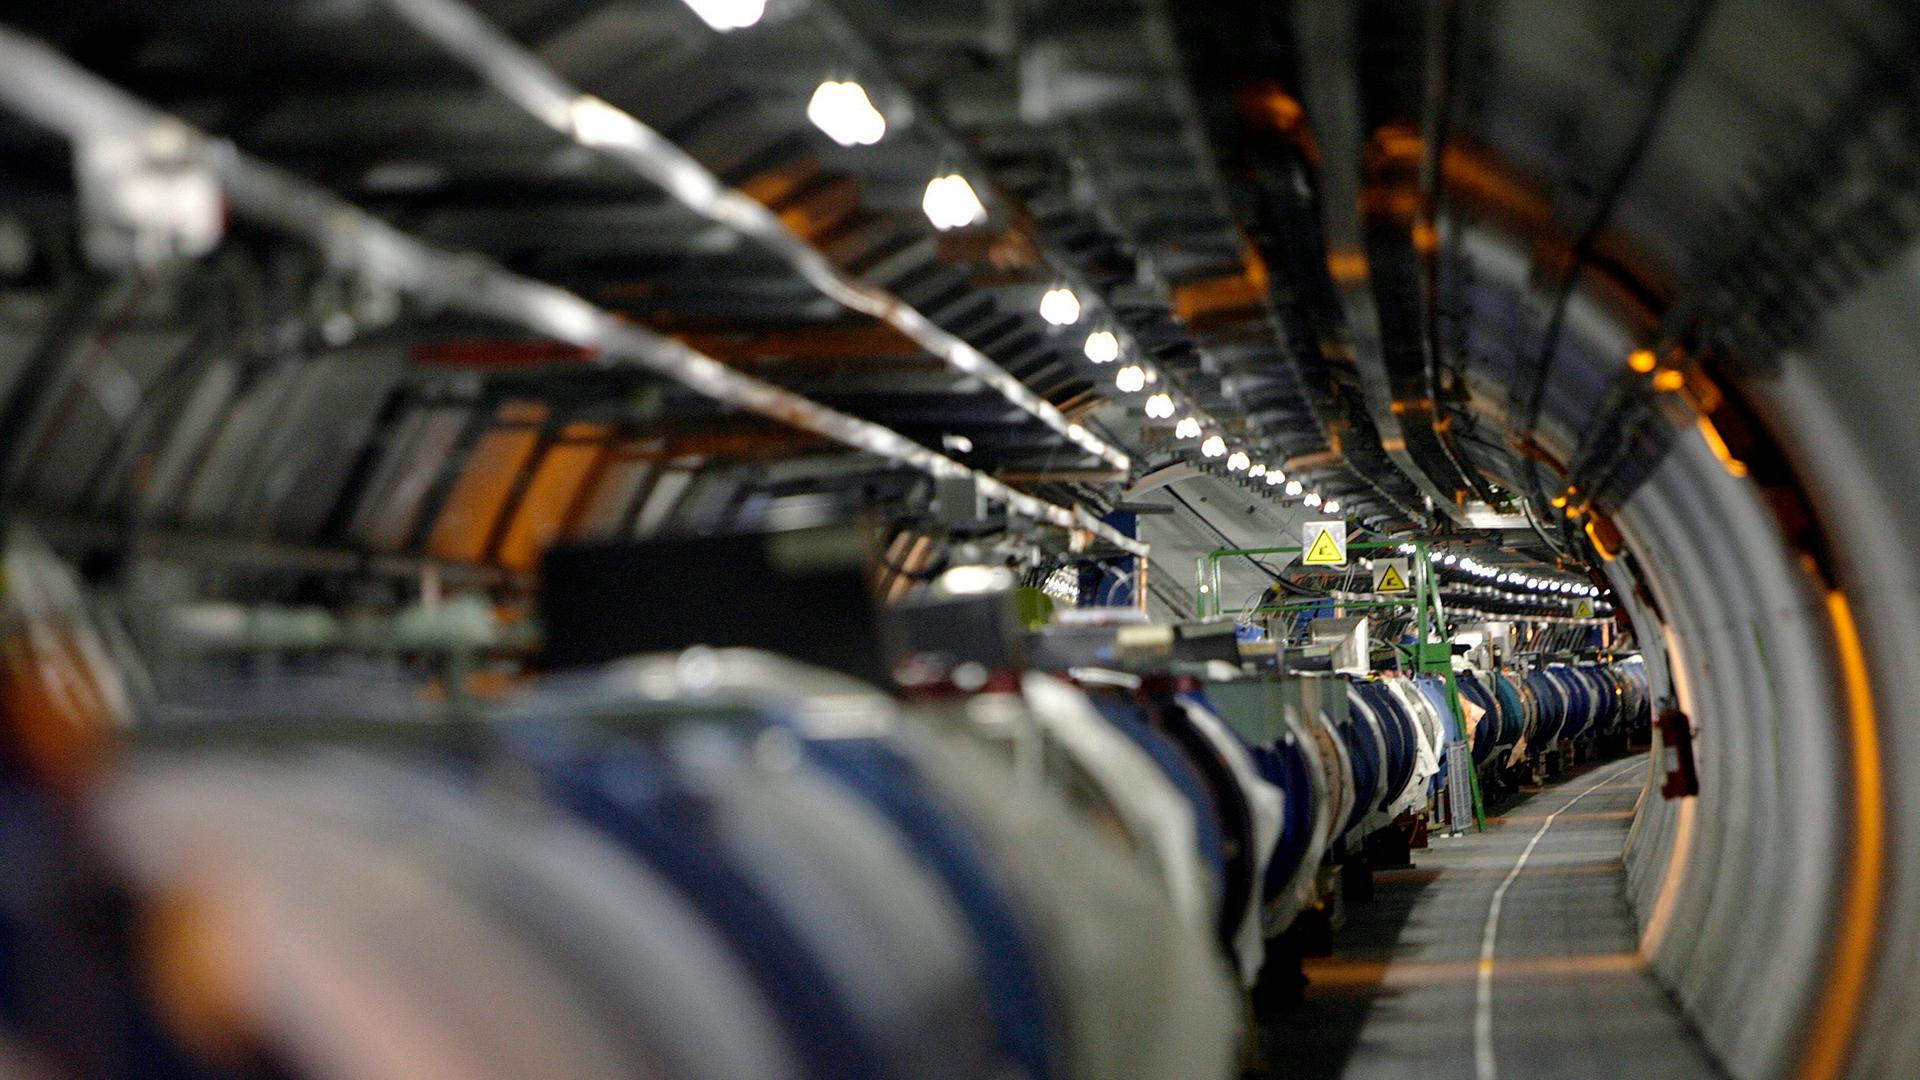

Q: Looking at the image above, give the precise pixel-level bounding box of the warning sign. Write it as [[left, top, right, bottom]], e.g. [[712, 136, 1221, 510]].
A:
[[1302, 520, 1348, 566], [1573, 598, 1595, 618], [1372, 558, 1411, 593]]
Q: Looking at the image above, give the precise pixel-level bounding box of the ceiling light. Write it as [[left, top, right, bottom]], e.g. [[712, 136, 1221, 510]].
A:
[[1285, 480, 1303, 496], [1324, 499, 1341, 514], [1143, 392, 1174, 418], [937, 564, 1015, 596], [807, 80, 886, 146], [1174, 416, 1202, 439], [1115, 365, 1146, 393], [922, 174, 986, 230], [941, 433, 973, 454], [570, 96, 643, 148], [1441, 553, 1457, 565], [1265, 472, 1284, 486], [1398, 543, 1417, 554], [1201, 435, 1226, 458], [1226, 451, 1250, 471], [680, 0, 766, 30], [1039, 287, 1082, 326], [1247, 463, 1266, 477], [1303, 492, 1322, 508], [1628, 347, 1658, 374], [1083, 329, 1119, 364]]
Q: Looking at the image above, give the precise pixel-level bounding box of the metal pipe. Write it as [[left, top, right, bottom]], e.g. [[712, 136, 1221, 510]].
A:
[[0, 26, 1146, 557]]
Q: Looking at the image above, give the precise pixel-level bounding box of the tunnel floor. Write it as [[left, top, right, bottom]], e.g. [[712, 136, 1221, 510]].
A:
[[1255, 754, 1722, 1079]]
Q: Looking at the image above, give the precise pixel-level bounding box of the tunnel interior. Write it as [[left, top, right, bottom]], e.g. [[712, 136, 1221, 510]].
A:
[[0, 1, 1915, 1079]]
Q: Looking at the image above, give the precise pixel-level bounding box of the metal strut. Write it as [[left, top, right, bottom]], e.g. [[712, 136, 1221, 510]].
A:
[[0, 25, 1146, 558]]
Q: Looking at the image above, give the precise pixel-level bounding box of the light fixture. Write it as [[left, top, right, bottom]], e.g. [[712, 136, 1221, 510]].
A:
[[941, 433, 973, 454], [922, 174, 987, 230], [1265, 471, 1284, 486], [937, 564, 1015, 596], [570, 96, 643, 148], [1115, 365, 1146, 393], [1324, 500, 1341, 514], [1174, 416, 1202, 439], [1398, 543, 1417, 554], [1248, 463, 1266, 478], [1303, 492, 1322, 508], [1083, 329, 1119, 364], [1285, 480, 1303, 496], [1441, 553, 1457, 565], [1201, 435, 1227, 458], [1628, 347, 1658, 374], [1226, 451, 1250, 471], [1143, 392, 1175, 418], [1039, 287, 1082, 326], [680, 0, 766, 31], [807, 80, 886, 146]]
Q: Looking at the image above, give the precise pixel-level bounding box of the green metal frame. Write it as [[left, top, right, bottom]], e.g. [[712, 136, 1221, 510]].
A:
[[1197, 538, 1486, 831]]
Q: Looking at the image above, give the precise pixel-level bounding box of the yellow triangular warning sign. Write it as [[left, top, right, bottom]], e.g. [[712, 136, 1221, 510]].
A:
[[1303, 527, 1346, 565], [1376, 564, 1408, 593], [1574, 599, 1595, 618]]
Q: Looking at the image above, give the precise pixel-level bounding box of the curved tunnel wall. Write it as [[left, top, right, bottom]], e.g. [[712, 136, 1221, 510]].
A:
[[1613, 428, 1852, 1080], [1397, 0, 1919, 1073]]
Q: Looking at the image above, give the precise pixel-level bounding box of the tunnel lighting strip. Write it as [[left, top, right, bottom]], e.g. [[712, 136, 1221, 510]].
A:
[[796, 0, 1268, 496], [800, 0, 1361, 522], [374, 0, 1131, 473], [0, 28, 1145, 558]]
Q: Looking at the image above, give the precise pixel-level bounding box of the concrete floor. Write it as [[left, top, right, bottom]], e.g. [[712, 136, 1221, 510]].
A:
[[1257, 754, 1723, 1079]]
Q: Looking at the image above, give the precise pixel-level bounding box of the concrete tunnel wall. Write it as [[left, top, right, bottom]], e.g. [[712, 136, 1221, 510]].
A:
[[1422, 1, 1920, 1070], [1603, 249, 1920, 1080]]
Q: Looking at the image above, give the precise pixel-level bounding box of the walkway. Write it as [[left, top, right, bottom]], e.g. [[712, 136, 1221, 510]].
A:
[[1256, 754, 1721, 1079]]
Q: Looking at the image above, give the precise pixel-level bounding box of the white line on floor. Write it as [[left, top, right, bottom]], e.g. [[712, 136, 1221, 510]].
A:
[[1473, 757, 1646, 1080]]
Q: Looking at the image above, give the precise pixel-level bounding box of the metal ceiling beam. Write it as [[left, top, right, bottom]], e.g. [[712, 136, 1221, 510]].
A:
[[374, 0, 1132, 473], [0, 25, 1146, 558], [803, 0, 1382, 524]]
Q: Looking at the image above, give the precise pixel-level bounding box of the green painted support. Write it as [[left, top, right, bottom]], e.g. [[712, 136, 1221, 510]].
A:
[[1201, 537, 1486, 832]]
